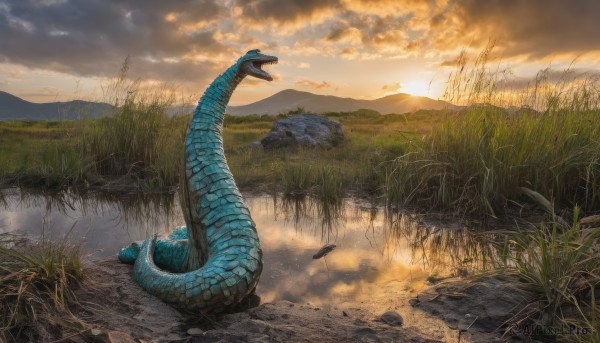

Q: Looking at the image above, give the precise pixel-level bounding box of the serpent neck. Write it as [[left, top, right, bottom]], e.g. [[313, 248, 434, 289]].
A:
[[181, 63, 246, 271], [194, 64, 245, 131]]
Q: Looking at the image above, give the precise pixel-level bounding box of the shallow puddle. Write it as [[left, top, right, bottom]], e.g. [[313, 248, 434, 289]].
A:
[[0, 188, 500, 341]]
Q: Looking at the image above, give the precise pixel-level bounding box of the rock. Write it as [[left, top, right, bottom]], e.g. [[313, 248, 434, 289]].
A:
[[107, 331, 136, 343], [257, 114, 344, 149], [91, 328, 102, 336], [380, 310, 404, 326], [459, 314, 478, 331], [186, 328, 204, 336], [245, 140, 264, 150], [413, 276, 534, 333], [230, 319, 272, 334]]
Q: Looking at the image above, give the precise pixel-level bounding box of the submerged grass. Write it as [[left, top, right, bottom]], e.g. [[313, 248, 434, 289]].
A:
[[0, 231, 87, 342]]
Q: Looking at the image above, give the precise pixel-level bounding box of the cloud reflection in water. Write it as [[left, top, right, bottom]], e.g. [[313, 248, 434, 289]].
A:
[[0, 189, 496, 308]]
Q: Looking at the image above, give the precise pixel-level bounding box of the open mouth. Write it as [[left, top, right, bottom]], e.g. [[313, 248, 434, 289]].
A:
[[243, 58, 278, 81]]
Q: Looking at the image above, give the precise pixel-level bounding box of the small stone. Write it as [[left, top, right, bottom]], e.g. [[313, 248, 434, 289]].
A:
[[342, 310, 349, 317], [187, 328, 205, 336], [107, 331, 136, 343], [354, 327, 376, 335], [91, 328, 102, 336], [380, 310, 404, 326]]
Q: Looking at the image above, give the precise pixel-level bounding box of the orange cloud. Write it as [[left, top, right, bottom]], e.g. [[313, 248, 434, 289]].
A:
[[296, 80, 332, 89], [381, 82, 401, 91]]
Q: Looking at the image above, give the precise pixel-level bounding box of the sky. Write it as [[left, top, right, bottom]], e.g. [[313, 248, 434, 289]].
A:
[[1, 0, 600, 105]]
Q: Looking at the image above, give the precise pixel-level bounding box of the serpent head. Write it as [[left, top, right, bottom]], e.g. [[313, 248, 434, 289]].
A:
[[238, 49, 278, 81]]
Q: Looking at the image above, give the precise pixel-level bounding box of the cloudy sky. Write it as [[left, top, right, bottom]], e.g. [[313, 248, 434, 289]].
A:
[[1, 0, 599, 105]]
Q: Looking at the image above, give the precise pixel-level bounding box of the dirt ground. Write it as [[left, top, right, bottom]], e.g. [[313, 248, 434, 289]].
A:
[[72, 259, 529, 343]]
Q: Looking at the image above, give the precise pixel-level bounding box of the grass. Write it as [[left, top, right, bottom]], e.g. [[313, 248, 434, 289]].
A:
[[2, 96, 600, 220], [492, 206, 600, 342], [383, 44, 600, 218], [2, 49, 599, 342], [1, 48, 600, 220], [0, 231, 87, 342], [77, 60, 186, 190], [384, 106, 600, 217]]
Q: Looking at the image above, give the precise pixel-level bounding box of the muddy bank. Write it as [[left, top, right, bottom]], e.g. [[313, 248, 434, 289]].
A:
[[70, 259, 524, 343], [411, 276, 540, 343], [74, 259, 441, 342]]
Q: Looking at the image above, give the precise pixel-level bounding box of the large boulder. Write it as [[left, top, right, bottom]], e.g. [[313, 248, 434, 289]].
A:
[[257, 114, 344, 149]]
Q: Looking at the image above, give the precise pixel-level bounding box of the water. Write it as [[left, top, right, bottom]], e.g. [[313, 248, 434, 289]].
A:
[[0, 188, 497, 307]]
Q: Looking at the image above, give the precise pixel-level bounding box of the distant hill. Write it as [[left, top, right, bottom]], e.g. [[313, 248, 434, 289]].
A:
[[0, 91, 112, 120], [226, 89, 457, 115], [0, 89, 456, 120]]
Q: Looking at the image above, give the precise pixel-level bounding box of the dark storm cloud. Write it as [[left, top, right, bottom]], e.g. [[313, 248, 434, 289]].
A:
[[329, 12, 409, 46], [0, 0, 225, 81], [234, 0, 341, 24], [2, 0, 600, 89], [435, 0, 600, 59]]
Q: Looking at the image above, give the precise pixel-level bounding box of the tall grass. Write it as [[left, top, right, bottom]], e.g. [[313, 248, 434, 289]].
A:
[[280, 161, 313, 196], [2, 49, 600, 220], [0, 121, 84, 188], [494, 207, 600, 341], [0, 231, 87, 341], [385, 45, 600, 217], [78, 59, 185, 189]]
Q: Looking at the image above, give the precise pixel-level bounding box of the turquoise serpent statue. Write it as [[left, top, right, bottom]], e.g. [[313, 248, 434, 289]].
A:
[[118, 49, 278, 313]]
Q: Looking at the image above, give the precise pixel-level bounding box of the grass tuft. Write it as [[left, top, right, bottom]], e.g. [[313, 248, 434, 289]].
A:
[[77, 59, 185, 190], [496, 210, 600, 341], [0, 231, 87, 342]]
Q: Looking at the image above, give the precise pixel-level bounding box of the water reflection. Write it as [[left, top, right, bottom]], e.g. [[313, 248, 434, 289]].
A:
[[382, 211, 502, 275], [275, 195, 345, 242], [0, 188, 181, 257], [0, 188, 499, 308]]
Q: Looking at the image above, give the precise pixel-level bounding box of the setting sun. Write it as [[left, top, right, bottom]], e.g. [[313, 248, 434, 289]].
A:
[[399, 81, 431, 97]]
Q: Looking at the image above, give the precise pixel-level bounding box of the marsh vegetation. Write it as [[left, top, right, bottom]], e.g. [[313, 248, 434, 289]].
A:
[[2, 51, 600, 222], [1, 49, 600, 341], [0, 231, 87, 341]]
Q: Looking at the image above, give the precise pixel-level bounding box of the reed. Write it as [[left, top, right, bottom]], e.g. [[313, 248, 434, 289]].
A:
[[280, 159, 314, 196], [314, 163, 345, 204], [1, 50, 600, 219], [385, 45, 600, 217], [77, 59, 185, 189]]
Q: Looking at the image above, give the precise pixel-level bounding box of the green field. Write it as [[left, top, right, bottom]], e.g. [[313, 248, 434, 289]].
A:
[[2, 99, 600, 342], [2, 102, 599, 219]]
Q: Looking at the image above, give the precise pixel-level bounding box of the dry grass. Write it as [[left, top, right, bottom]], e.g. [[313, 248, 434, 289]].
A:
[[0, 230, 88, 342]]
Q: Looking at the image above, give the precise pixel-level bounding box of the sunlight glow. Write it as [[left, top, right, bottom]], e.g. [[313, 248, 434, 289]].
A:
[[399, 81, 431, 97]]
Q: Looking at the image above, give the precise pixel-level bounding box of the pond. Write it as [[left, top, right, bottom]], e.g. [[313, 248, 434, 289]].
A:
[[0, 188, 498, 309]]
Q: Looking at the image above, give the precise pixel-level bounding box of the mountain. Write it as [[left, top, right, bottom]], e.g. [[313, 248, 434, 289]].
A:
[[0, 89, 456, 120], [0, 91, 112, 120], [226, 89, 456, 115]]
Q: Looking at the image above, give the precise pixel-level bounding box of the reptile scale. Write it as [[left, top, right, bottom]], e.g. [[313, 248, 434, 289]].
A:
[[118, 49, 278, 313]]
